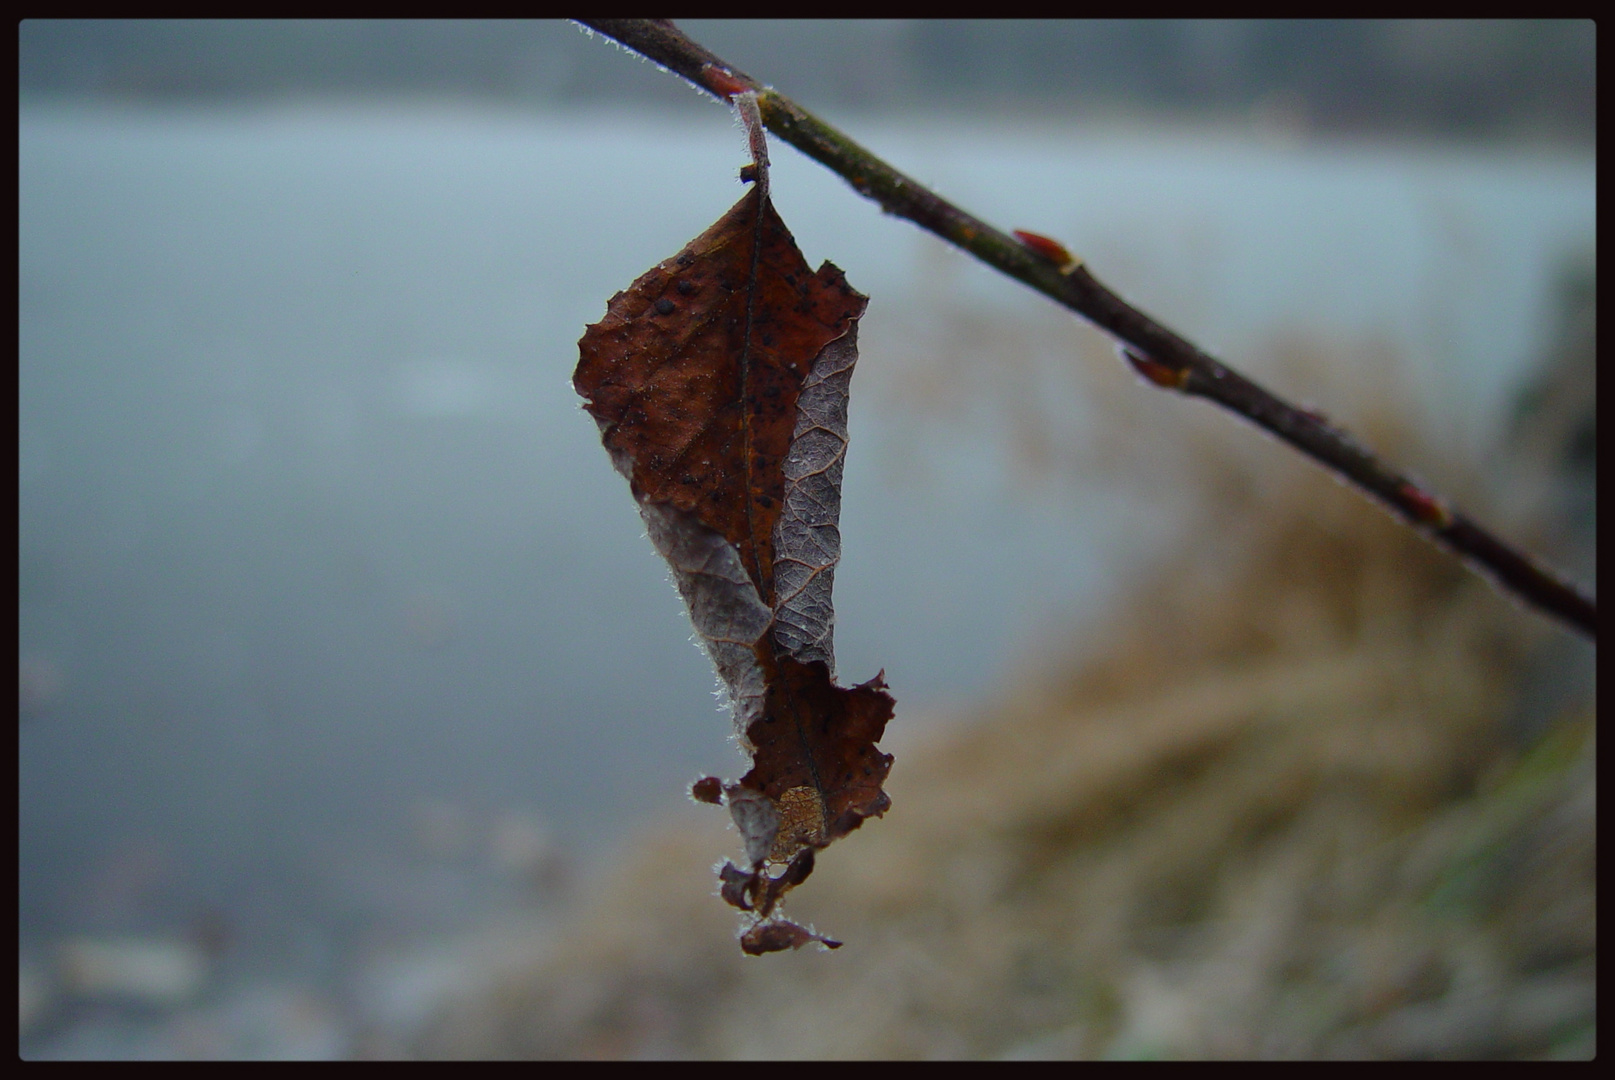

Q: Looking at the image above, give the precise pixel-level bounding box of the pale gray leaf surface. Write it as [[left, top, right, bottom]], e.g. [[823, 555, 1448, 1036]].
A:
[[639, 503, 771, 735], [769, 323, 861, 675]]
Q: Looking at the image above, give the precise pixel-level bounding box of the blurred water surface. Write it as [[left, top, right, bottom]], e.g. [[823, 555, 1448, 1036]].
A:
[[18, 103, 1592, 977]]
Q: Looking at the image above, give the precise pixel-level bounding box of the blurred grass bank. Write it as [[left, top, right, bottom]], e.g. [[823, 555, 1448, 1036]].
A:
[[409, 267, 1594, 1061]]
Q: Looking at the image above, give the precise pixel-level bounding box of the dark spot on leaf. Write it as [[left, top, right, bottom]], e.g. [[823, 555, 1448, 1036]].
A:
[[655, 297, 676, 316]]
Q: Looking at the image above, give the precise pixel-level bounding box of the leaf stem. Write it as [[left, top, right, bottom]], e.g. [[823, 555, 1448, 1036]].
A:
[[576, 18, 1596, 641]]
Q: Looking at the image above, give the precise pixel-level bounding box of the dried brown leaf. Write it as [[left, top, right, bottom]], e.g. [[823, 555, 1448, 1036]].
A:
[[575, 184, 894, 951], [740, 919, 842, 956]]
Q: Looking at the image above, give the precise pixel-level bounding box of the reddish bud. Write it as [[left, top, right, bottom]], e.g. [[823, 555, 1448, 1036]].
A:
[[701, 64, 750, 101], [1120, 346, 1190, 390], [1398, 483, 1453, 529], [1013, 230, 1078, 272]]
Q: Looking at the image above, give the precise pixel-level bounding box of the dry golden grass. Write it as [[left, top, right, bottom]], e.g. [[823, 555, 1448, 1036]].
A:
[[413, 324, 1594, 1060]]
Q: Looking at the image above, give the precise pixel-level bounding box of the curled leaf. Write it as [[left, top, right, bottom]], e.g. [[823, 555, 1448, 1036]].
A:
[[575, 182, 894, 951]]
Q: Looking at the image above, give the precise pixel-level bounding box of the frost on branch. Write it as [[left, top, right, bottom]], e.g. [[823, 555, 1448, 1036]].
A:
[[574, 183, 894, 954]]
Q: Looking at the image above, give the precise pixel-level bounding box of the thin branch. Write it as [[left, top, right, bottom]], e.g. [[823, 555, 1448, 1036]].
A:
[[577, 18, 1597, 642]]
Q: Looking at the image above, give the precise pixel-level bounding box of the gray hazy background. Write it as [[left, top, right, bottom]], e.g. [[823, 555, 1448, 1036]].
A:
[[18, 20, 1594, 1058], [19, 19, 1596, 141]]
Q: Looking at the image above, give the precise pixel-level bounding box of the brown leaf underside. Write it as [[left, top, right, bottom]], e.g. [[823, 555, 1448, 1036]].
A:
[[576, 186, 892, 953]]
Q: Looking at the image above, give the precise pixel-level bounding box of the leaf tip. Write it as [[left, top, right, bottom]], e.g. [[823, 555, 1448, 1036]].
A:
[[856, 669, 890, 692]]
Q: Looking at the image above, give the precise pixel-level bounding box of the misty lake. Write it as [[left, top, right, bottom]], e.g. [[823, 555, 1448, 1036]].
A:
[[18, 103, 1593, 952]]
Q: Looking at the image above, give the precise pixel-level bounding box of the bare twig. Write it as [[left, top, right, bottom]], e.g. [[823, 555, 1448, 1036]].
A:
[[576, 19, 1596, 641]]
